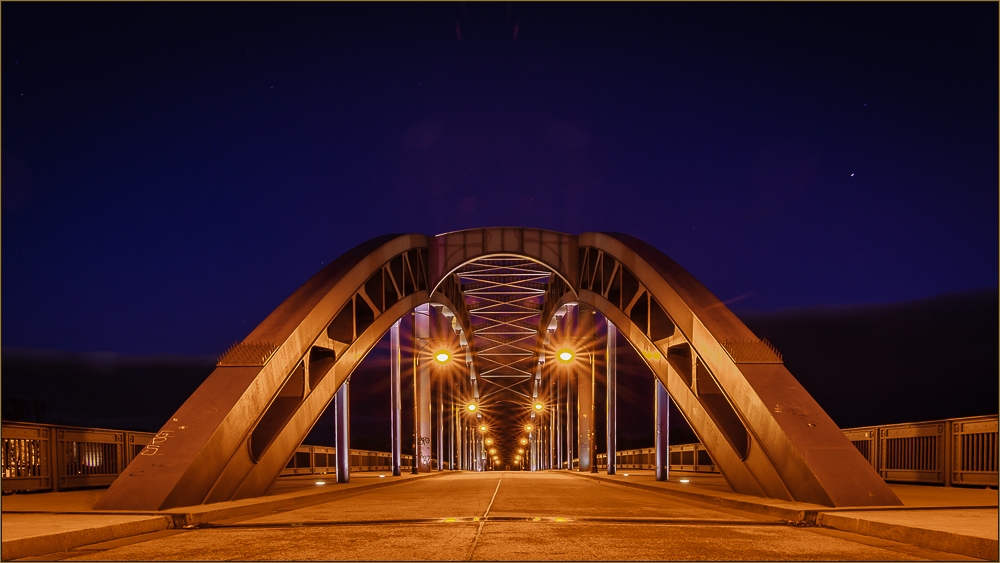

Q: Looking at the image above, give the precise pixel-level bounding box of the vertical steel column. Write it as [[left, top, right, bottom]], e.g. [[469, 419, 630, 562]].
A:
[[577, 361, 594, 472], [390, 321, 402, 477], [655, 378, 670, 481], [576, 306, 596, 473], [457, 377, 464, 470], [474, 425, 479, 471], [449, 390, 456, 471], [547, 378, 559, 469], [436, 375, 444, 471], [555, 373, 562, 469], [413, 305, 432, 473], [335, 380, 350, 483], [566, 362, 574, 470], [528, 423, 534, 471], [606, 321, 617, 475]]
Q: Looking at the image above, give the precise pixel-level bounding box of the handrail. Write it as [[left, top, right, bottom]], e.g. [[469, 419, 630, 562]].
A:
[[3, 414, 996, 492]]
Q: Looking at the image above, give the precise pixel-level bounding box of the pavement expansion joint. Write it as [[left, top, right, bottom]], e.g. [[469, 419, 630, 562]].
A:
[[194, 515, 797, 528]]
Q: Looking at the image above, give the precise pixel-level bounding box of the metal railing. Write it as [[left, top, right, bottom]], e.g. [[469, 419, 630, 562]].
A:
[[1, 421, 424, 493], [279, 445, 418, 476], [3, 414, 996, 493], [845, 415, 998, 487], [596, 415, 997, 488], [2, 422, 154, 493], [596, 443, 716, 473]]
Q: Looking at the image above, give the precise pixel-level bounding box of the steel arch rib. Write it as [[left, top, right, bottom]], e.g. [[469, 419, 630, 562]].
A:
[[96, 234, 437, 510], [574, 232, 900, 507]]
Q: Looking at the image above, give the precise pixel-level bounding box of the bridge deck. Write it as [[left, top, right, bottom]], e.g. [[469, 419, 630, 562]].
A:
[[3, 471, 997, 561]]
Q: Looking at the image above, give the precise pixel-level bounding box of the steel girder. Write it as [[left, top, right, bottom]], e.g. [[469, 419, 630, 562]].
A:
[[96, 227, 899, 511]]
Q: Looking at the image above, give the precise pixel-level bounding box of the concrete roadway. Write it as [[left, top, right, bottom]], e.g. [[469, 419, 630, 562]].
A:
[[51, 472, 973, 561]]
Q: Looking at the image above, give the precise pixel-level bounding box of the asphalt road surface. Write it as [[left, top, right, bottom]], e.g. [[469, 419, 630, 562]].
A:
[[56, 472, 964, 561]]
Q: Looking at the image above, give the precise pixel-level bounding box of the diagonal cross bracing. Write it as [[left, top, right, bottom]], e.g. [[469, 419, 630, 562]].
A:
[[455, 257, 555, 446]]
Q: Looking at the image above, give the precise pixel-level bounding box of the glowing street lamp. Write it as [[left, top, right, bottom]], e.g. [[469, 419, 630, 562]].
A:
[[485, 438, 494, 446], [517, 448, 524, 454], [434, 350, 451, 364], [533, 401, 545, 411], [466, 402, 478, 412], [479, 424, 488, 433], [525, 424, 533, 432], [557, 349, 574, 362], [520, 438, 528, 445]]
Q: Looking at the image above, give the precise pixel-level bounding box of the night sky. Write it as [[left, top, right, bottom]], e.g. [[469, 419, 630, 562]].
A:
[[2, 4, 997, 444]]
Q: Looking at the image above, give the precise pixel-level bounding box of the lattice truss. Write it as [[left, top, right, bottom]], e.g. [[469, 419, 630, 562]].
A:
[[455, 258, 552, 413]]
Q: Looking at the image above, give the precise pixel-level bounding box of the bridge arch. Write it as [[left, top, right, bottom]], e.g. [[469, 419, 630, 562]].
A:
[[544, 232, 898, 506], [97, 228, 899, 511], [97, 234, 457, 509]]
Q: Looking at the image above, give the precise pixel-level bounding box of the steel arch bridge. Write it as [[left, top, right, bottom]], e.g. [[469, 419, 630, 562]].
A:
[[96, 228, 900, 511]]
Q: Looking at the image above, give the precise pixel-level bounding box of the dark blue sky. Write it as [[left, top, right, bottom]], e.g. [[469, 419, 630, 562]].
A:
[[3, 3, 997, 356]]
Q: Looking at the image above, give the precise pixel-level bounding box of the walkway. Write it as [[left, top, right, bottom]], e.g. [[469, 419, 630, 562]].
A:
[[3, 471, 997, 561]]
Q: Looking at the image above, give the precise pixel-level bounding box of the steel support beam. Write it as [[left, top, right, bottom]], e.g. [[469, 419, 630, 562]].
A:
[[548, 378, 559, 469], [436, 373, 444, 470], [335, 379, 350, 483], [413, 304, 432, 473], [555, 371, 562, 469], [655, 377, 670, 481], [565, 366, 573, 470], [607, 320, 617, 475], [390, 321, 402, 476], [449, 391, 456, 471], [576, 305, 596, 473]]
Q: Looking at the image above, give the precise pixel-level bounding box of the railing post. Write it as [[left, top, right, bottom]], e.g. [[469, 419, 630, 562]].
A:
[[655, 377, 669, 481], [335, 380, 350, 483], [944, 419, 954, 487]]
